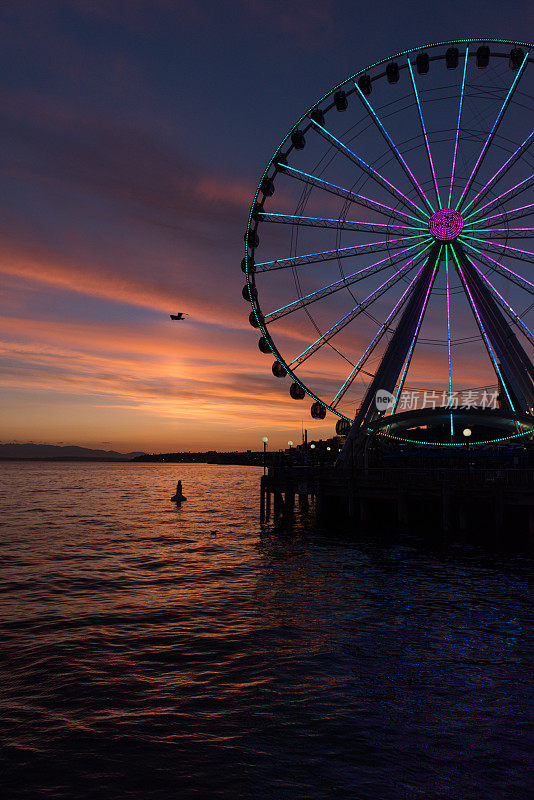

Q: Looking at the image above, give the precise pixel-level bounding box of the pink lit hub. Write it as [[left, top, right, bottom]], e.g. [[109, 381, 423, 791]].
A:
[[429, 209, 464, 242]]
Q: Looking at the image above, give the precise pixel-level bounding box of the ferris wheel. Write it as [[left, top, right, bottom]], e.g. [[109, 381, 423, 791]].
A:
[[243, 39, 534, 446]]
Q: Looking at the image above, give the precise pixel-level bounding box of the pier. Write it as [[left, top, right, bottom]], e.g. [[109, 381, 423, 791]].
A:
[[260, 464, 534, 538]]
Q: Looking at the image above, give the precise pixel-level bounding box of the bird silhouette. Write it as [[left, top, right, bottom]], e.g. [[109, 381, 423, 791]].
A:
[[170, 313, 188, 320]]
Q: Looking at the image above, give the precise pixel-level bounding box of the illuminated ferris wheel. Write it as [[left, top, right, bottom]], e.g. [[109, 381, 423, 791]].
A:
[[243, 39, 534, 446]]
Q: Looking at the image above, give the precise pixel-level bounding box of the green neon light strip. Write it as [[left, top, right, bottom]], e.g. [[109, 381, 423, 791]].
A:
[[376, 428, 533, 447]]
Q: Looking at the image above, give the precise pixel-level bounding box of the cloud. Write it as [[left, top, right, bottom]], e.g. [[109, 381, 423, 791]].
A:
[[237, 0, 336, 46]]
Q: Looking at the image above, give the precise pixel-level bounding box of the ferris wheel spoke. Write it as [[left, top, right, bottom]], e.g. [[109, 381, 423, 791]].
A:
[[471, 202, 534, 226], [455, 50, 530, 211], [466, 227, 534, 240], [464, 174, 534, 222], [459, 239, 534, 295], [288, 254, 427, 370], [258, 211, 425, 236], [331, 260, 429, 407], [254, 234, 431, 273], [450, 244, 518, 411], [309, 119, 429, 218], [459, 236, 534, 265], [448, 46, 469, 208], [354, 80, 435, 214], [461, 129, 534, 216], [406, 58, 441, 210], [264, 242, 433, 323], [463, 253, 534, 346], [390, 250, 441, 413], [281, 165, 424, 225]]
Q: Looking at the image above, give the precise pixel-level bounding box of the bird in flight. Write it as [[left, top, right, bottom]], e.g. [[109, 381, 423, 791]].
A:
[[170, 312, 188, 321]]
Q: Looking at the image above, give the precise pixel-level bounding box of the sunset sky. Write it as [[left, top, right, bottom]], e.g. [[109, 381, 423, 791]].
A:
[[1, 1, 533, 452]]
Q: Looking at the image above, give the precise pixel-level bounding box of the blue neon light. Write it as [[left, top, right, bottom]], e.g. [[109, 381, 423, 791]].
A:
[[291, 248, 428, 365], [267, 241, 431, 318], [407, 59, 441, 210], [354, 81, 435, 213], [448, 47, 468, 208], [464, 174, 534, 221], [282, 165, 423, 222], [255, 234, 430, 268], [310, 119, 429, 218], [456, 51, 530, 211], [462, 129, 534, 216]]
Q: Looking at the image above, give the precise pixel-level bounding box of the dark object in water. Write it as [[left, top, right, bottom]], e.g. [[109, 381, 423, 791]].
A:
[[171, 480, 187, 502]]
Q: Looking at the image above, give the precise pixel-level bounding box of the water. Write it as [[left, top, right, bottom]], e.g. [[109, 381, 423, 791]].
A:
[[0, 462, 531, 799]]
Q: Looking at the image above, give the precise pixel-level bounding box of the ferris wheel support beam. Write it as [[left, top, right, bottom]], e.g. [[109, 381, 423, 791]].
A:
[[459, 236, 534, 267], [458, 239, 534, 295], [456, 50, 530, 212], [338, 243, 442, 465], [390, 247, 441, 413], [466, 256, 534, 348], [451, 243, 534, 412], [331, 259, 432, 407]]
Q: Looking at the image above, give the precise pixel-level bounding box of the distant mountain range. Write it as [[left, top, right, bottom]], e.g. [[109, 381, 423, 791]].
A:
[[0, 443, 144, 460]]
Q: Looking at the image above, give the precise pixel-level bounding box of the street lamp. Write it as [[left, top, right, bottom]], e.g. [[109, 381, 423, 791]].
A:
[[262, 436, 268, 475], [288, 441, 293, 447], [463, 428, 472, 477]]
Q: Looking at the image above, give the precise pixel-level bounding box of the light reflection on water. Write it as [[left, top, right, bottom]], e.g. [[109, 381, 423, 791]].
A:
[[0, 462, 531, 799]]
